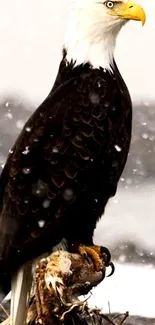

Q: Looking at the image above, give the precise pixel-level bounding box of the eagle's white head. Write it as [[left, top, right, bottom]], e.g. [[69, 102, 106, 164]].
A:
[[64, 0, 146, 70]]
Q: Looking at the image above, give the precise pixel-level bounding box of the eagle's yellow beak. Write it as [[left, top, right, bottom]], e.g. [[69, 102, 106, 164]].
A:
[[109, 1, 146, 26]]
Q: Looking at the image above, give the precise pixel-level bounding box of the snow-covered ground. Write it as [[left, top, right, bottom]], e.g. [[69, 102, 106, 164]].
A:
[[89, 262, 155, 318], [92, 184, 155, 318]]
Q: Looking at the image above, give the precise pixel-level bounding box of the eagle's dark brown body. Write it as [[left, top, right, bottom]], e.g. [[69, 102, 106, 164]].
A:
[[0, 53, 132, 298]]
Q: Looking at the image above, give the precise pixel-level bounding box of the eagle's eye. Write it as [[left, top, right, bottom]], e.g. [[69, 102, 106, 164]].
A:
[[105, 1, 114, 8]]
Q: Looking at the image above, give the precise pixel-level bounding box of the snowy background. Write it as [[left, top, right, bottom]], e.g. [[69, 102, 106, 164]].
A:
[[0, 0, 155, 320]]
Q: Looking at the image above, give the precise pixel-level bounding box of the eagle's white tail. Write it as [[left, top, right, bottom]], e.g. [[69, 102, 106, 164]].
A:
[[10, 262, 33, 325]]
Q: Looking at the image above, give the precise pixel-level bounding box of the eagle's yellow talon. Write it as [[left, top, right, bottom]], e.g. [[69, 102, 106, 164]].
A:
[[77, 245, 103, 272], [71, 244, 114, 276]]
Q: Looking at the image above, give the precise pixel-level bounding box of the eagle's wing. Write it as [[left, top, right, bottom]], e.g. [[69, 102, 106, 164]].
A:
[[0, 68, 131, 295]]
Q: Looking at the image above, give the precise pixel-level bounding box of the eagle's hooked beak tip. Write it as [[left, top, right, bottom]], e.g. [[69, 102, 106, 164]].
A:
[[109, 1, 146, 26]]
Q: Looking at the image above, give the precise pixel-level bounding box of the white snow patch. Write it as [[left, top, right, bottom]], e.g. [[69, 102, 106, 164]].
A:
[[88, 263, 155, 318]]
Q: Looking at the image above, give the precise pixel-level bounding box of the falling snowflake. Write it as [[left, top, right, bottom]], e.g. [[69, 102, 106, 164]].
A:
[[26, 127, 31, 132], [38, 220, 45, 228], [114, 144, 122, 152], [33, 138, 39, 142], [142, 133, 148, 140], [63, 188, 74, 201], [104, 101, 110, 108], [4, 112, 13, 119], [144, 101, 149, 107], [136, 159, 142, 165], [52, 147, 58, 153], [22, 146, 30, 155], [118, 255, 126, 263], [42, 199, 51, 208], [89, 92, 100, 105], [126, 178, 132, 185], [5, 101, 9, 107], [149, 135, 155, 141], [22, 168, 31, 175], [16, 120, 25, 130]]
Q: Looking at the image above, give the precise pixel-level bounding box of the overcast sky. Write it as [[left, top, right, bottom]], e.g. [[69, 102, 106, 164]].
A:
[[0, 0, 154, 105]]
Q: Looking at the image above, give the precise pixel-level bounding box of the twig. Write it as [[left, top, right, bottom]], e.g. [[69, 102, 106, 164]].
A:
[[99, 314, 116, 325], [0, 304, 9, 318], [119, 312, 129, 325], [108, 302, 111, 315], [91, 309, 129, 325]]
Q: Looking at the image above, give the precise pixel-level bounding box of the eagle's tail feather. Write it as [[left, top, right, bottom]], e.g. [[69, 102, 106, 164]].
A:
[[10, 262, 33, 325]]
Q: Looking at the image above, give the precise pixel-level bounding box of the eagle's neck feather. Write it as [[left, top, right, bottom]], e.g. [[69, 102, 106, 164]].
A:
[[64, 38, 116, 72], [63, 6, 122, 71]]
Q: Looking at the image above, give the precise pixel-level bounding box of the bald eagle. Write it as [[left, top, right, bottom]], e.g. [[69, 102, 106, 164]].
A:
[[0, 0, 145, 322]]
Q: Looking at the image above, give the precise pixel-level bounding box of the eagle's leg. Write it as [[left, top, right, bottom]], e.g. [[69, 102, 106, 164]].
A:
[[72, 244, 114, 275]]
